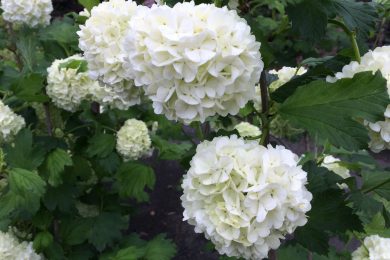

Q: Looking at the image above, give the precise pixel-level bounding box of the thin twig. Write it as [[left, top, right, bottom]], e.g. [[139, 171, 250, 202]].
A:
[[6, 22, 23, 72], [182, 129, 196, 146], [269, 249, 277, 260], [44, 99, 60, 243], [259, 71, 270, 146], [44, 102, 52, 136]]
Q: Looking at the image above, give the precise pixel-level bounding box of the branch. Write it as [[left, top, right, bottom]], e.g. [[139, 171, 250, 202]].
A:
[[259, 71, 270, 146], [6, 22, 23, 72]]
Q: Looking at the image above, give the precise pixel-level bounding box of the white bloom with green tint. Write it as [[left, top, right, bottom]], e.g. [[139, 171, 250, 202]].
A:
[[0, 100, 25, 144], [181, 135, 312, 260], [124, 1, 263, 124], [116, 119, 152, 161], [46, 55, 94, 112], [352, 235, 390, 260], [77, 0, 144, 104], [1, 0, 53, 27]]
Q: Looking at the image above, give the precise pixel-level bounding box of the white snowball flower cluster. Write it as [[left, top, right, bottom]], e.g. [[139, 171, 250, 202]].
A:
[[1, 0, 53, 28], [116, 119, 152, 161], [0, 100, 25, 144], [77, 0, 144, 106], [321, 155, 350, 189], [254, 67, 305, 138], [234, 122, 261, 140], [326, 46, 390, 153], [181, 135, 312, 260], [124, 1, 263, 124], [352, 235, 390, 260], [0, 228, 43, 260], [46, 55, 95, 112]]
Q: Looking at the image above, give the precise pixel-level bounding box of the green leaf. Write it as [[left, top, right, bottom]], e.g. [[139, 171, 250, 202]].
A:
[[78, 0, 100, 13], [45, 19, 80, 52], [295, 189, 363, 255], [238, 102, 253, 117], [43, 184, 80, 212], [302, 161, 343, 195], [68, 244, 95, 260], [34, 136, 68, 152], [115, 246, 146, 260], [0, 218, 11, 232], [16, 36, 37, 72], [271, 65, 335, 103], [3, 129, 46, 171], [8, 168, 46, 198], [363, 211, 390, 238], [43, 240, 66, 260], [242, 15, 275, 69], [39, 148, 73, 186], [288, 0, 336, 46], [143, 234, 177, 260], [58, 59, 88, 74], [333, 0, 380, 41], [86, 134, 116, 159], [150, 135, 192, 161], [115, 161, 155, 198], [99, 152, 120, 175], [60, 217, 93, 246], [70, 155, 92, 181], [278, 71, 389, 151], [9, 73, 49, 103], [373, 0, 390, 10], [349, 190, 384, 216], [32, 210, 53, 230], [39, 40, 67, 62], [361, 171, 390, 200], [33, 231, 53, 254], [0, 66, 19, 91], [0, 190, 25, 217], [179, 145, 196, 170], [278, 244, 308, 260], [87, 212, 128, 252]]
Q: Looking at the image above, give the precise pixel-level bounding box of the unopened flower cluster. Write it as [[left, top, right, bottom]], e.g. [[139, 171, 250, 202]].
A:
[[0, 227, 43, 260], [327, 46, 390, 153], [116, 119, 153, 161], [321, 155, 350, 189], [77, 0, 144, 107], [124, 1, 263, 123], [254, 67, 305, 137], [352, 235, 390, 260], [234, 122, 261, 140], [181, 135, 312, 259], [1, 0, 53, 27], [46, 55, 97, 112], [0, 100, 25, 144]]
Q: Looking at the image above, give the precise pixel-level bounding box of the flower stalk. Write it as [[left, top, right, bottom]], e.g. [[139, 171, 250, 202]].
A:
[[328, 19, 361, 63]]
